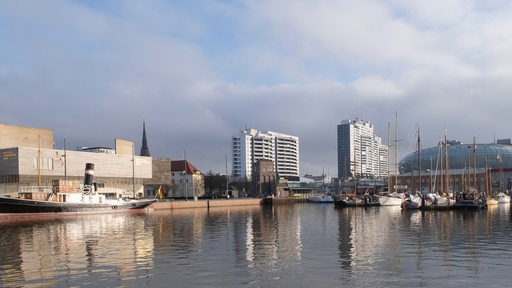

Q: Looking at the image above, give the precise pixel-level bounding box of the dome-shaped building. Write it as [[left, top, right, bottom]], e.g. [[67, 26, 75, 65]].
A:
[[397, 140, 512, 194]]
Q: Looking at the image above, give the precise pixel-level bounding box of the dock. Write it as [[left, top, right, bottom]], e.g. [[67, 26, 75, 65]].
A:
[[149, 198, 262, 210]]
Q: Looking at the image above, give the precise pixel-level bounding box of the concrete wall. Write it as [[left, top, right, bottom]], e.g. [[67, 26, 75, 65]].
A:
[[0, 124, 53, 149], [0, 147, 153, 195], [150, 198, 261, 210]]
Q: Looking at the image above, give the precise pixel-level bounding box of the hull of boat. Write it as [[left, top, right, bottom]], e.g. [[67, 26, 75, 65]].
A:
[[378, 196, 403, 206], [419, 204, 453, 210], [487, 198, 499, 206], [497, 194, 510, 204], [307, 196, 333, 203], [402, 202, 420, 210], [0, 196, 157, 213], [452, 200, 486, 209], [334, 199, 380, 208]]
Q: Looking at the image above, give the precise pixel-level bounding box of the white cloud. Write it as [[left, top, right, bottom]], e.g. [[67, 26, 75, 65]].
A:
[[3, 0, 512, 175], [350, 77, 403, 99]]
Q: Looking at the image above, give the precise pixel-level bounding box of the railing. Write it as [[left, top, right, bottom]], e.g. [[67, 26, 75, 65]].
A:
[[19, 186, 53, 193]]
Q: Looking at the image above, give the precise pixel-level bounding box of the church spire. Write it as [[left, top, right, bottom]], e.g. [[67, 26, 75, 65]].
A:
[[140, 121, 150, 156]]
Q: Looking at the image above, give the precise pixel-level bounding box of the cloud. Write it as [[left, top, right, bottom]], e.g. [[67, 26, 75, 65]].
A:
[[2, 0, 512, 176], [350, 77, 403, 99]]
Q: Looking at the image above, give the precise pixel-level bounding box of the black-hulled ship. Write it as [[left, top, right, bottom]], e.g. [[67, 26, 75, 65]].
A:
[[0, 163, 157, 213]]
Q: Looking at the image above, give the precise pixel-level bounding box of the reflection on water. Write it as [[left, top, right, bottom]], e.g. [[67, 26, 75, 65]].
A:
[[0, 204, 512, 287], [0, 212, 155, 287]]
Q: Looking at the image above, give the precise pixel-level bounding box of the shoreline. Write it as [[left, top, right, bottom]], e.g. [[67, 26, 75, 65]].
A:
[[150, 198, 263, 210]]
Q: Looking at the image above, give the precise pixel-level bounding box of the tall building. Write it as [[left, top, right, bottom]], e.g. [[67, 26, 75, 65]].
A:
[[337, 119, 388, 180], [231, 128, 299, 180]]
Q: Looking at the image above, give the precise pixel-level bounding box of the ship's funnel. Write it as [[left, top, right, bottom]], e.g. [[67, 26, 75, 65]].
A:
[[84, 163, 95, 186]]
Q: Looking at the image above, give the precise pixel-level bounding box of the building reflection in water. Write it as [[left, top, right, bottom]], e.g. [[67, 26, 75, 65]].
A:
[[148, 205, 303, 283], [0, 213, 155, 287], [2, 204, 511, 287], [335, 204, 512, 286]]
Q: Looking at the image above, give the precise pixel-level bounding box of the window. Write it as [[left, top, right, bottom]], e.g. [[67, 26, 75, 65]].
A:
[[33, 157, 54, 170]]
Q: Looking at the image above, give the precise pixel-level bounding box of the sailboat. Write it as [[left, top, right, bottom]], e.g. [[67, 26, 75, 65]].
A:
[[485, 156, 499, 206], [379, 114, 405, 206], [497, 192, 510, 204], [453, 137, 487, 209], [419, 130, 455, 210], [333, 159, 379, 208], [495, 155, 511, 204], [402, 125, 424, 210]]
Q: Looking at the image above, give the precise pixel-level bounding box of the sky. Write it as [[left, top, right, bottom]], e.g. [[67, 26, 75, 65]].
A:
[[2, 0, 512, 177]]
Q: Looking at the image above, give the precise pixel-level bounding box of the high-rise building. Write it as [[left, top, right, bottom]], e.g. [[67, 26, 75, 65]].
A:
[[231, 128, 299, 180], [337, 119, 388, 180]]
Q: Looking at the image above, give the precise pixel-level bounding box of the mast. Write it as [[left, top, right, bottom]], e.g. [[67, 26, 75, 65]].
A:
[[417, 125, 421, 194], [444, 131, 449, 195], [430, 157, 433, 194], [354, 159, 357, 195], [387, 121, 391, 193], [132, 142, 135, 198], [395, 112, 398, 192], [37, 135, 41, 186], [64, 137, 67, 180], [473, 136, 477, 191], [225, 154, 229, 197]]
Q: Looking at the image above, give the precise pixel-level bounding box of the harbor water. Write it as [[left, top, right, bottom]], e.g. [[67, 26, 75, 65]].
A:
[[1, 203, 511, 287]]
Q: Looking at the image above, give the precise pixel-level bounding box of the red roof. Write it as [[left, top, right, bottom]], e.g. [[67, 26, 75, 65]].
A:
[[171, 160, 200, 174]]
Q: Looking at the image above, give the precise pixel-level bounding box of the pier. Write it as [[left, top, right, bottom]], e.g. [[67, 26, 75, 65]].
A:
[[149, 198, 262, 210]]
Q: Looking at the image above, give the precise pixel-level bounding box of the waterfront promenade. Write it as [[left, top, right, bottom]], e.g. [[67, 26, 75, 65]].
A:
[[150, 198, 262, 210]]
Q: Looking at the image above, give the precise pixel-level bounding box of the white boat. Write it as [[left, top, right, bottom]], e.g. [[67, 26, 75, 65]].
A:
[[497, 192, 510, 204], [420, 193, 455, 210], [307, 194, 333, 203], [487, 197, 499, 206], [401, 194, 422, 210], [377, 192, 404, 206]]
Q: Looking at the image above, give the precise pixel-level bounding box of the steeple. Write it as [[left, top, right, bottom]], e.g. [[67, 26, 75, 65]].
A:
[[140, 121, 150, 156]]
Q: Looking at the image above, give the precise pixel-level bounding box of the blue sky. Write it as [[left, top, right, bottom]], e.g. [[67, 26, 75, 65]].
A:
[[2, 0, 512, 176]]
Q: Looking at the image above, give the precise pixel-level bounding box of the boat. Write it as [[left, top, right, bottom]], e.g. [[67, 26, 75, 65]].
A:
[[0, 163, 157, 214], [380, 116, 405, 207], [377, 192, 404, 206], [333, 157, 379, 208], [497, 192, 510, 204], [307, 194, 334, 203], [453, 190, 487, 209], [487, 197, 499, 206], [401, 193, 422, 210], [418, 132, 456, 210], [333, 192, 380, 208], [420, 193, 455, 210]]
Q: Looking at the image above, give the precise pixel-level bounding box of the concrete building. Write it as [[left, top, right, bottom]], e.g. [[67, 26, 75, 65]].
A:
[[171, 160, 205, 199], [0, 123, 171, 199], [337, 119, 389, 180], [232, 128, 299, 180]]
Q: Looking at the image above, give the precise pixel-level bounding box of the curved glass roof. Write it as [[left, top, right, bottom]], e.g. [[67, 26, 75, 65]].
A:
[[399, 144, 512, 174]]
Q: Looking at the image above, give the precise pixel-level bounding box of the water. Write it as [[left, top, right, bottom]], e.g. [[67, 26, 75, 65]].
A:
[[1, 204, 511, 287]]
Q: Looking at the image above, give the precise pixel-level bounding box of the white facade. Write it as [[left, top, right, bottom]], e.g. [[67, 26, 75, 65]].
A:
[[170, 170, 204, 199], [232, 128, 299, 180], [337, 119, 388, 179]]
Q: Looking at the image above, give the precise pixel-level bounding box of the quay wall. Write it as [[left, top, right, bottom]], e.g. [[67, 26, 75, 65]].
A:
[[150, 198, 262, 210]]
